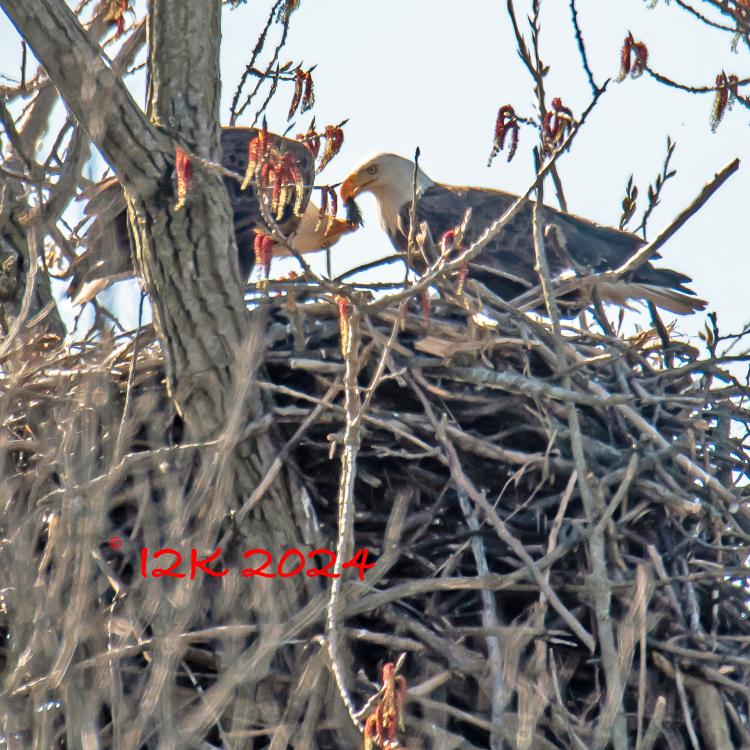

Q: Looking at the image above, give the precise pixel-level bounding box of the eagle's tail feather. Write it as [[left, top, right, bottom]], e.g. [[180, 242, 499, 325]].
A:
[[596, 281, 707, 315]]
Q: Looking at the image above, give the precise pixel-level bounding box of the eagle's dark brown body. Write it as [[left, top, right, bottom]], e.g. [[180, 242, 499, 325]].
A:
[[397, 183, 700, 311]]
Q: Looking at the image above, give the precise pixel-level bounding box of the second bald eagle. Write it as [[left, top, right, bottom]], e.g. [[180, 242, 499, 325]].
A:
[[69, 127, 355, 305], [340, 153, 706, 315]]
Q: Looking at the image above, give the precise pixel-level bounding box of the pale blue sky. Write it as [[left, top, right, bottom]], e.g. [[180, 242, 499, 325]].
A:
[[1, 1, 747, 340]]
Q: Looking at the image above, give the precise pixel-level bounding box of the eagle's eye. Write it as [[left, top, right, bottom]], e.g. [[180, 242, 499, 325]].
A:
[[366, 165, 378, 175]]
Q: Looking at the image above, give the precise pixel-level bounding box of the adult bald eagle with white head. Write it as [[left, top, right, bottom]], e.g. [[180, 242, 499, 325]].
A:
[[340, 153, 706, 316]]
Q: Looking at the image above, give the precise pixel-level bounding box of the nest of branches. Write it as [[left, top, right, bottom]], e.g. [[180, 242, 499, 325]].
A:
[[1, 273, 750, 749]]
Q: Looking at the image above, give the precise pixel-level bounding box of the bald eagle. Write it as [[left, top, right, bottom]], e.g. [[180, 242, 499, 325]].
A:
[[68, 127, 354, 305], [340, 153, 706, 315]]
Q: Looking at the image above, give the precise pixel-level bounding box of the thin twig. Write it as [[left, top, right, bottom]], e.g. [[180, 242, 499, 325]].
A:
[[327, 304, 364, 733], [612, 158, 740, 279], [569, 0, 598, 95]]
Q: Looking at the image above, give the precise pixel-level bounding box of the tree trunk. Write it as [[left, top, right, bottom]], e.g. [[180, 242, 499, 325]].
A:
[[0, 2, 324, 743]]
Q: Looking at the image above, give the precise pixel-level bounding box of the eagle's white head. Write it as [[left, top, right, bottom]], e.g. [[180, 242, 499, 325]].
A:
[[340, 153, 435, 238]]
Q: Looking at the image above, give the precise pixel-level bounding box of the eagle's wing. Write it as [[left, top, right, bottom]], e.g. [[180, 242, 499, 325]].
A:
[[67, 177, 132, 306], [399, 184, 541, 298], [400, 184, 702, 312], [540, 202, 695, 295], [68, 128, 316, 305]]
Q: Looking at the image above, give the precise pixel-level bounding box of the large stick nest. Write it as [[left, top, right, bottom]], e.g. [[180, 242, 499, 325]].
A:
[[1, 279, 749, 749]]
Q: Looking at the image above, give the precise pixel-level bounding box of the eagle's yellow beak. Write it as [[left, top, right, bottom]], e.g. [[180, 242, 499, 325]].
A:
[[342, 171, 377, 203], [340, 175, 358, 203]]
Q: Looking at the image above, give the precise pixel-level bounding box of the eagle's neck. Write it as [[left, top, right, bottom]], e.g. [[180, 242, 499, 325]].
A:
[[372, 163, 435, 242]]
